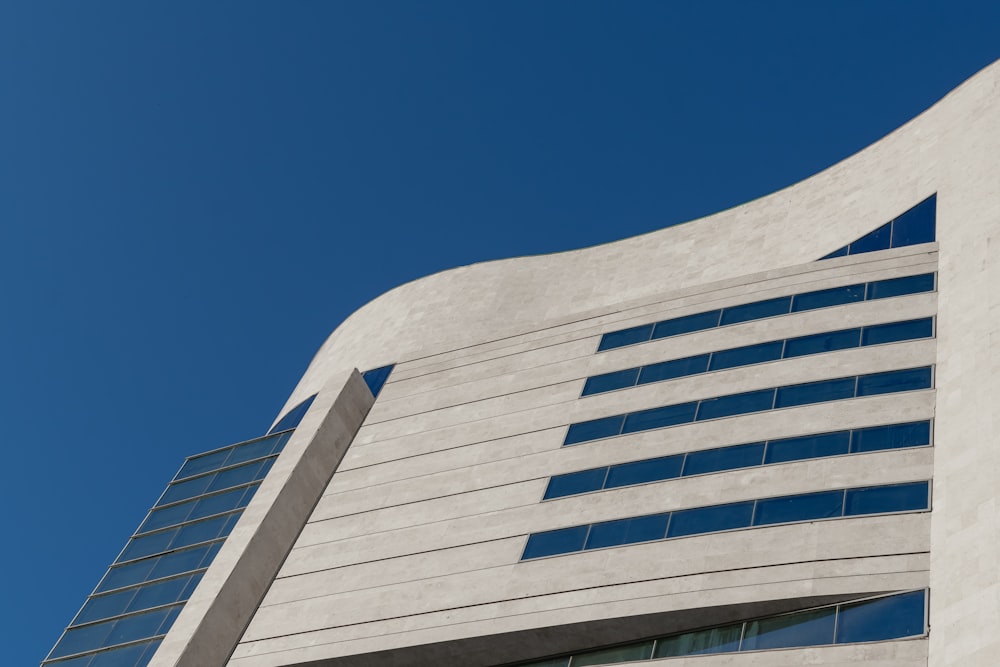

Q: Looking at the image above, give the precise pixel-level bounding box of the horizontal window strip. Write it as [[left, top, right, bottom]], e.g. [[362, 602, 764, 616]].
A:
[[45, 603, 182, 662], [522, 481, 930, 560], [98, 541, 223, 594], [821, 194, 936, 260], [173, 430, 291, 482], [584, 317, 933, 396], [71, 572, 204, 628], [597, 272, 935, 352], [564, 367, 933, 446], [137, 481, 260, 536], [545, 421, 931, 499], [43, 638, 164, 667], [517, 590, 927, 666]]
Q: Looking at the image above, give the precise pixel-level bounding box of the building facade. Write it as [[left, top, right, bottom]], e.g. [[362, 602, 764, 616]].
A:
[[44, 61, 1000, 667]]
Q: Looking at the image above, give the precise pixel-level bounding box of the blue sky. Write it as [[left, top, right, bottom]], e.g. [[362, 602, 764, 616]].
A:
[[2, 2, 997, 663]]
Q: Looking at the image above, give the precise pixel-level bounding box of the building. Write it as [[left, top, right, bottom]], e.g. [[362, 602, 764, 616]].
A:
[[42, 60, 1000, 667]]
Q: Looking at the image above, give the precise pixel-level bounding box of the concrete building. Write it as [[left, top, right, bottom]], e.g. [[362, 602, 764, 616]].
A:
[[43, 60, 1000, 667]]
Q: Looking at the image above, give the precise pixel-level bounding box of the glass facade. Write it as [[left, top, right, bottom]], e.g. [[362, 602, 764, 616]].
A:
[[42, 430, 294, 667], [821, 195, 936, 260]]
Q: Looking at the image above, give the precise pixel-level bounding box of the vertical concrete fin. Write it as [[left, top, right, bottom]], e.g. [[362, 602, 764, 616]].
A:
[[147, 369, 375, 667]]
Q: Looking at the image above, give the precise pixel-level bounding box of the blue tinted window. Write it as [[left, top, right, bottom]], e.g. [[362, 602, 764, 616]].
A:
[[851, 421, 931, 453], [605, 455, 683, 488], [90, 641, 156, 667], [861, 318, 933, 346], [651, 310, 721, 340], [791, 284, 864, 311], [584, 514, 669, 550], [188, 487, 248, 521], [849, 221, 892, 254], [856, 368, 932, 396], [598, 324, 653, 351], [890, 195, 936, 247], [147, 544, 213, 581], [175, 449, 231, 481], [666, 501, 754, 538], [719, 296, 792, 325], [708, 341, 783, 371], [742, 607, 836, 650], [782, 329, 860, 358], [74, 588, 137, 625], [764, 431, 850, 464], [172, 515, 230, 549], [139, 500, 196, 534], [835, 590, 926, 643], [105, 605, 175, 646], [573, 642, 655, 666], [268, 395, 316, 435], [820, 246, 848, 260], [543, 468, 607, 500], [125, 577, 189, 614], [774, 378, 856, 408], [845, 481, 929, 516], [206, 460, 264, 493], [637, 354, 710, 384], [98, 559, 158, 593], [622, 402, 698, 434], [362, 365, 394, 398], [753, 490, 844, 525], [696, 389, 774, 420], [522, 526, 589, 559], [653, 624, 743, 657], [564, 415, 624, 445], [51, 621, 115, 659], [226, 435, 281, 466], [682, 443, 764, 476], [157, 475, 213, 507], [118, 530, 177, 564], [581, 368, 639, 396], [867, 273, 935, 300]]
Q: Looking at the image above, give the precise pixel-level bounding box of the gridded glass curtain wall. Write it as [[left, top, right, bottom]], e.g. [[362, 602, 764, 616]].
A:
[[41, 430, 295, 667]]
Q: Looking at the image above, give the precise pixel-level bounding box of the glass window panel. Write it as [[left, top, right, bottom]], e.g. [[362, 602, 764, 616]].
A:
[[172, 515, 230, 550], [147, 545, 212, 581], [125, 577, 189, 614], [890, 195, 936, 247], [88, 642, 150, 667], [719, 296, 791, 326], [791, 283, 865, 311], [653, 623, 742, 657], [136, 639, 163, 667], [741, 607, 836, 650], [50, 620, 115, 658], [98, 559, 157, 593], [708, 341, 783, 371], [581, 368, 640, 396], [200, 542, 223, 568], [605, 455, 683, 489], [268, 394, 317, 434], [188, 487, 247, 521], [753, 490, 845, 526], [158, 605, 182, 635], [156, 474, 213, 507], [819, 245, 849, 260], [564, 416, 625, 446], [622, 402, 698, 433], [271, 431, 293, 454], [637, 354, 710, 385], [835, 590, 926, 643], [774, 378, 856, 408], [138, 500, 196, 535], [851, 421, 931, 453], [543, 468, 608, 500], [227, 435, 282, 466], [105, 607, 172, 646], [681, 443, 765, 476], [175, 449, 231, 481], [844, 481, 929, 516], [696, 390, 774, 420], [782, 329, 860, 358], [598, 324, 654, 351], [666, 501, 754, 538], [180, 573, 204, 600], [44, 655, 94, 667], [74, 589, 137, 626], [254, 457, 275, 480], [651, 310, 721, 339], [237, 484, 258, 508], [206, 460, 264, 493], [220, 512, 242, 538], [856, 368, 932, 396], [522, 526, 590, 560], [572, 641, 654, 666], [848, 222, 892, 255], [117, 529, 177, 563], [764, 431, 850, 464], [861, 318, 933, 346], [584, 514, 669, 550], [866, 273, 935, 300]]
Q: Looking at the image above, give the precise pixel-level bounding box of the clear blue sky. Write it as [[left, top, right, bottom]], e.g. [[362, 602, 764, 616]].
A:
[[2, 2, 997, 663]]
